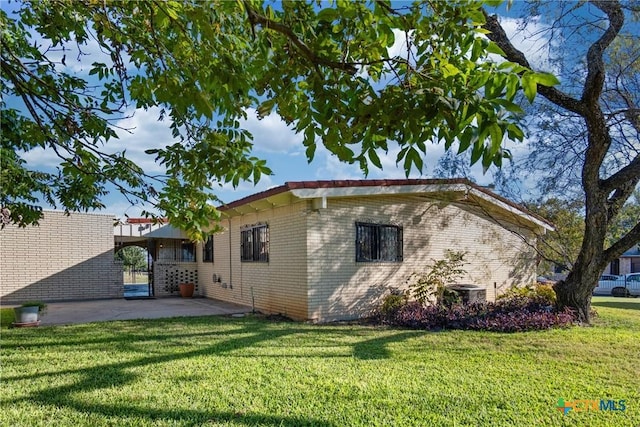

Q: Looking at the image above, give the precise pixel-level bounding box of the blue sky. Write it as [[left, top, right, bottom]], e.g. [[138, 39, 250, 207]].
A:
[[4, 2, 559, 220]]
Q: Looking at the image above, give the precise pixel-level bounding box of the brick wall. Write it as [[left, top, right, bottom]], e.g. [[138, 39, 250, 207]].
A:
[[196, 193, 538, 322], [153, 262, 199, 297], [199, 201, 308, 319], [306, 195, 538, 321], [1, 210, 123, 303]]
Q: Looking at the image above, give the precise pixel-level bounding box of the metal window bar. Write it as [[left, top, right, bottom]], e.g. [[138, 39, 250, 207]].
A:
[[356, 223, 402, 262], [241, 225, 269, 262], [241, 229, 252, 261]]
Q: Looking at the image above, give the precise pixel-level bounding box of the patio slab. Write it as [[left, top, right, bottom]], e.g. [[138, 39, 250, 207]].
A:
[[36, 297, 252, 326]]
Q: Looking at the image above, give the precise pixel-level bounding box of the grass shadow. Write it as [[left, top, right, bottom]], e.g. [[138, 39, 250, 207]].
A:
[[352, 330, 423, 359], [592, 297, 640, 311], [6, 320, 338, 426], [2, 316, 422, 425]]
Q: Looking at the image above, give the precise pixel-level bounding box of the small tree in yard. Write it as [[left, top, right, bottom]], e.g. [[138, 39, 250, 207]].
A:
[[115, 246, 147, 283], [408, 250, 466, 306]]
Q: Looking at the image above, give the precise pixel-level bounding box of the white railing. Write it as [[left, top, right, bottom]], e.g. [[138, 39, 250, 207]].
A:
[[114, 222, 165, 237]]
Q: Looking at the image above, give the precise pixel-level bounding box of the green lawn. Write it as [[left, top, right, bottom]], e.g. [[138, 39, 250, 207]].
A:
[[1, 297, 638, 426]]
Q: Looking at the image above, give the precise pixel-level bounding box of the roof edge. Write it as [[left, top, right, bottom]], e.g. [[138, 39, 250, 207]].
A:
[[219, 179, 473, 211], [217, 178, 553, 230]]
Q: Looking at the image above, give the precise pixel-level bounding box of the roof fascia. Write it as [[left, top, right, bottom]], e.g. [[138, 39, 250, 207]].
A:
[[289, 183, 469, 199], [467, 188, 553, 231]]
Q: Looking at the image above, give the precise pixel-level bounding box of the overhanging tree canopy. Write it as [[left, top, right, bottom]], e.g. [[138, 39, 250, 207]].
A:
[[2, 0, 554, 238]]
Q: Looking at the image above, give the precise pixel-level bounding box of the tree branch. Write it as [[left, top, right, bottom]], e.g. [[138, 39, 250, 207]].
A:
[[482, 10, 584, 115], [243, 2, 357, 75], [601, 154, 640, 193], [603, 220, 640, 262], [581, 0, 624, 107]]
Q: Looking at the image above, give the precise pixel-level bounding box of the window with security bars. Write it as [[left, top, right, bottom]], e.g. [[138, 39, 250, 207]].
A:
[[241, 225, 269, 262], [203, 235, 214, 262], [356, 222, 403, 262]]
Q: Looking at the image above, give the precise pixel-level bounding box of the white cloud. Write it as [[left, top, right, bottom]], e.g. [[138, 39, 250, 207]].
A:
[[18, 107, 173, 174], [387, 29, 414, 60], [107, 107, 175, 174], [240, 108, 304, 155], [20, 146, 60, 169], [493, 16, 558, 74]]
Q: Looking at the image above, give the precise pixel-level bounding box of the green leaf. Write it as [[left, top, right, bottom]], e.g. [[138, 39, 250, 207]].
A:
[[521, 72, 537, 103], [257, 99, 276, 117], [485, 42, 506, 57], [442, 63, 461, 78], [470, 141, 484, 165], [532, 72, 560, 87], [458, 128, 474, 154], [317, 8, 338, 22], [403, 147, 423, 175], [493, 99, 524, 114], [368, 148, 382, 169], [488, 123, 503, 155], [506, 124, 524, 141]]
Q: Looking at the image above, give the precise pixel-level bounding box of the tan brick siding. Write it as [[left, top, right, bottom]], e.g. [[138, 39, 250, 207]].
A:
[[197, 193, 538, 322], [199, 201, 308, 319], [307, 196, 538, 321], [1, 211, 123, 303]]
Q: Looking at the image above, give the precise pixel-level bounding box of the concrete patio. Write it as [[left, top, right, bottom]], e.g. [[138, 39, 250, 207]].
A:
[[36, 297, 252, 326]]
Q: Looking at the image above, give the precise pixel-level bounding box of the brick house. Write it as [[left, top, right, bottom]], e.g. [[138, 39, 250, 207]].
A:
[[1, 211, 123, 303], [604, 246, 640, 276], [1, 179, 552, 321], [196, 179, 552, 321]]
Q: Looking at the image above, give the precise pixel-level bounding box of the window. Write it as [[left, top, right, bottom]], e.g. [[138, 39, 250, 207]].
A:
[[610, 259, 620, 275], [356, 222, 403, 262], [156, 240, 195, 262], [181, 241, 195, 262], [241, 224, 269, 262], [203, 235, 214, 263]]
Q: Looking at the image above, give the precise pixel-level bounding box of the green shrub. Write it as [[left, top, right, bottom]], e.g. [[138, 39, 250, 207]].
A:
[[498, 285, 533, 300], [0, 308, 15, 328], [534, 284, 556, 304], [407, 250, 467, 306], [379, 290, 408, 320], [498, 284, 556, 306], [21, 301, 47, 313]]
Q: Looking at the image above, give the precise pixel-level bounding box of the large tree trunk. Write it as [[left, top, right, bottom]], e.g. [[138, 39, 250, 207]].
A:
[[554, 270, 598, 325], [484, 1, 637, 326], [554, 159, 609, 325]]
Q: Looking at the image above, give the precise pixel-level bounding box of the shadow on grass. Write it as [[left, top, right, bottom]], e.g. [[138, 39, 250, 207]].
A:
[[4, 318, 420, 426], [352, 330, 423, 359], [7, 321, 338, 426], [0, 318, 257, 351], [592, 297, 640, 311]]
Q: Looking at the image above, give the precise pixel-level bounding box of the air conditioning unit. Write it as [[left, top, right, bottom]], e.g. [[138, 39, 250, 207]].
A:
[[447, 284, 487, 304]]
